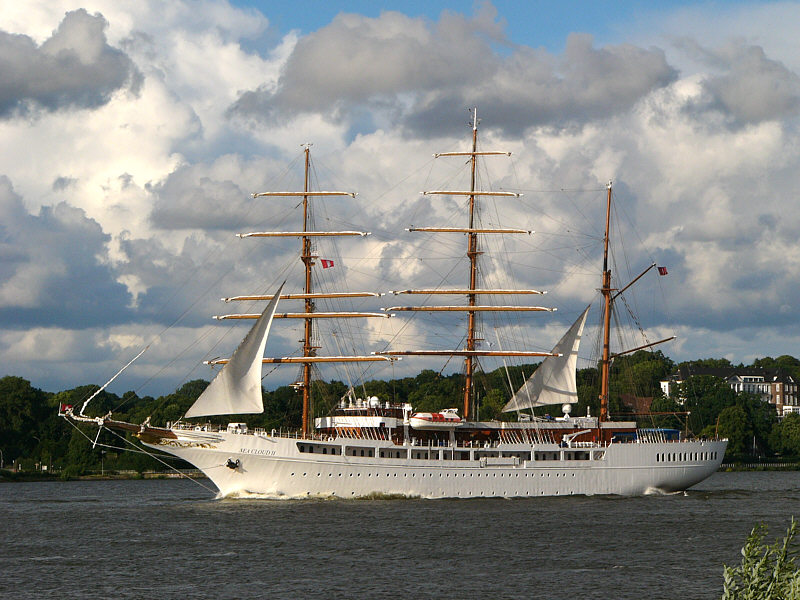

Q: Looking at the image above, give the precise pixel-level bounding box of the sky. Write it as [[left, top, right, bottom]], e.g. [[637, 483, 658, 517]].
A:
[[2, 0, 800, 399]]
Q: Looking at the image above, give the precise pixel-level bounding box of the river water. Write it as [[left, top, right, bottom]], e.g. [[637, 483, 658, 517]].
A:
[[1, 471, 798, 599]]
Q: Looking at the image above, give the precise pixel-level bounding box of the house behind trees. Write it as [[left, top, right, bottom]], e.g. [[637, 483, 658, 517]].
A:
[[661, 366, 799, 417]]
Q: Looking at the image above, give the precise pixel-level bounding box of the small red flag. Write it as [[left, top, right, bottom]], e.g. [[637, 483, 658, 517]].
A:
[[657, 266, 668, 276], [321, 259, 334, 269], [59, 404, 73, 414]]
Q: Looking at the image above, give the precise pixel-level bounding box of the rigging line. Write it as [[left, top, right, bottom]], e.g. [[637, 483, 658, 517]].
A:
[[102, 426, 217, 493], [115, 235, 289, 410], [495, 329, 516, 398], [62, 419, 216, 493], [514, 187, 599, 240], [330, 331, 356, 395], [82, 345, 150, 415], [123, 260, 296, 414], [101, 153, 316, 411], [503, 186, 606, 193]]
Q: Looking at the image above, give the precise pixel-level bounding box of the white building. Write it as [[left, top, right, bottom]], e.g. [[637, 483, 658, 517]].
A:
[[660, 367, 799, 417]]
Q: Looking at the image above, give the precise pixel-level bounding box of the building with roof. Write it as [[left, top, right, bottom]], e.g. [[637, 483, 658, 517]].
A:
[[660, 366, 799, 417]]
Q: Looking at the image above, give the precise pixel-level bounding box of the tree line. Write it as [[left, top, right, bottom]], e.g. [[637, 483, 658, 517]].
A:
[[2, 352, 800, 475]]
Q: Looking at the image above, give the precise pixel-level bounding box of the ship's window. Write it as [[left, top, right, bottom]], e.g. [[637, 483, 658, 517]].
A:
[[360, 449, 364, 456], [322, 448, 327, 454], [380, 451, 384, 457]]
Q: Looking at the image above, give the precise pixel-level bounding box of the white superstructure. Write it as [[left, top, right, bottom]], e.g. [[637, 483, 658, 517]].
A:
[[142, 419, 726, 498]]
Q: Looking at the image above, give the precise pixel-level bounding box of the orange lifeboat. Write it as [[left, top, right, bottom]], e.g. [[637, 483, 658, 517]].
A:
[[408, 408, 463, 429]]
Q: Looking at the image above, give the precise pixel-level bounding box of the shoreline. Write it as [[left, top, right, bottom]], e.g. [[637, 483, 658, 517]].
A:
[[0, 469, 206, 482]]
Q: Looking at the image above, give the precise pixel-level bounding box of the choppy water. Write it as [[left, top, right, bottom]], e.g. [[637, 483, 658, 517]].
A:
[[1, 471, 799, 599]]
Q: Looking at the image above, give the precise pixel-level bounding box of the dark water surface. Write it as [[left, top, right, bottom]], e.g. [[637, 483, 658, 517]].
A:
[[2, 471, 799, 599]]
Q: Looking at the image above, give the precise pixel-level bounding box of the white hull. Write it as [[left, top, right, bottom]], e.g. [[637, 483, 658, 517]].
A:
[[146, 430, 726, 498]]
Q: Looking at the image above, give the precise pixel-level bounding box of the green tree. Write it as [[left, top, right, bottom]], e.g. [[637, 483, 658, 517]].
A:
[[0, 376, 50, 465], [680, 357, 734, 370], [717, 405, 752, 456], [478, 388, 506, 421], [772, 413, 800, 457], [648, 395, 683, 429], [680, 375, 738, 434]]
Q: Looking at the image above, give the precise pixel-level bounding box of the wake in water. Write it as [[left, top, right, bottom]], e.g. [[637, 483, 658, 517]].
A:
[[643, 487, 687, 496]]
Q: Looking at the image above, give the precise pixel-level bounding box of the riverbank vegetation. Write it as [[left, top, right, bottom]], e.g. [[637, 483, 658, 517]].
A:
[[723, 519, 800, 599], [2, 352, 800, 475]]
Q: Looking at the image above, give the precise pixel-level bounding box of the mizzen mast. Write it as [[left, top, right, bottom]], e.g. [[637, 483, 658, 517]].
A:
[[597, 181, 675, 422], [377, 109, 557, 420]]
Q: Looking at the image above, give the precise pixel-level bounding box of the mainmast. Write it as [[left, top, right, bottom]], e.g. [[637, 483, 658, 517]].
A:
[[218, 145, 393, 438], [464, 110, 479, 419], [378, 109, 558, 420], [301, 146, 314, 438], [599, 181, 613, 422]]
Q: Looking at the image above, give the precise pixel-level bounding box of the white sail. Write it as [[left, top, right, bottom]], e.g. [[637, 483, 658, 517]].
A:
[[185, 282, 284, 418], [502, 306, 590, 412]]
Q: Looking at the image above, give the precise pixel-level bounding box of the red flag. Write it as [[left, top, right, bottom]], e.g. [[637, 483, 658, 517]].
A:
[[59, 404, 73, 414], [657, 266, 668, 276], [321, 259, 334, 269]]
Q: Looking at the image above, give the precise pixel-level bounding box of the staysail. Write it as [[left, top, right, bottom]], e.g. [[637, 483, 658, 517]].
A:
[[185, 282, 284, 418], [502, 305, 590, 412]]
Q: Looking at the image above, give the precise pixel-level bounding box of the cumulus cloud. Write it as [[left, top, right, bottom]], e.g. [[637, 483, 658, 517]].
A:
[[0, 176, 133, 328], [676, 38, 800, 124], [0, 9, 141, 118], [229, 9, 676, 137], [4, 1, 800, 395]]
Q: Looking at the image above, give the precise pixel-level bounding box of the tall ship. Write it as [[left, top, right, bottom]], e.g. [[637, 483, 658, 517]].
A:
[[65, 112, 727, 498]]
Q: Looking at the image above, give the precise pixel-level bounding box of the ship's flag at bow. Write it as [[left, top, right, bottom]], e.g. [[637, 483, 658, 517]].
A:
[[185, 282, 284, 418], [657, 266, 668, 276]]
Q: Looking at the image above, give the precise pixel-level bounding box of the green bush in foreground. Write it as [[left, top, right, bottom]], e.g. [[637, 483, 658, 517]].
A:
[[723, 519, 800, 599]]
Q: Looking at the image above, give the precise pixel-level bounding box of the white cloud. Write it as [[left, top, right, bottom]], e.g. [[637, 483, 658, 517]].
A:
[[3, 1, 800, 398]]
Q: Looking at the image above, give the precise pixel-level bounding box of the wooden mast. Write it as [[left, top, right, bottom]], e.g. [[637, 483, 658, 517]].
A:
[[301, 145, 314, 438], [225, 146, 393, 439], [596, 182, 676, 424], [376, 109, 560, 418], [463, 109, 479, 420], [599, 181, 613, 422]]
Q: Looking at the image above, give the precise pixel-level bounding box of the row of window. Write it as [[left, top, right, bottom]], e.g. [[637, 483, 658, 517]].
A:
[[656, 451, 718, 463], [298, 443, 600, 463], [289, 470, 581, 479]]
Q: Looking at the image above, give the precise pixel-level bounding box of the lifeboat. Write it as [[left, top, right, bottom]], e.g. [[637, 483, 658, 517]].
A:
[[408, 408, 463, 429]]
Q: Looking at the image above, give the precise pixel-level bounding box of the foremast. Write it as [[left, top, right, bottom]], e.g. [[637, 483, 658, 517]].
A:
[[212, 145, 392, 437], [378, 109, 557, 420]]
